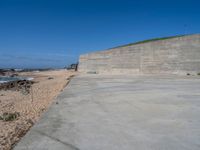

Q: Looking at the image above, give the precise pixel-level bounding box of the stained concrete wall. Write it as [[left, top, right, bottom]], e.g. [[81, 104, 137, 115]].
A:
[[79, 34, 200, 75]]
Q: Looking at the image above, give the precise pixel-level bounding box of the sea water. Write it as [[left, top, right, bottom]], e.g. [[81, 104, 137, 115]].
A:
[[0, 76, 33, 83]]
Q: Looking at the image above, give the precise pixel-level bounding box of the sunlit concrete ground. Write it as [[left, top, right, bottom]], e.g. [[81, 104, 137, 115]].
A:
[[15, 74, 200, 150]]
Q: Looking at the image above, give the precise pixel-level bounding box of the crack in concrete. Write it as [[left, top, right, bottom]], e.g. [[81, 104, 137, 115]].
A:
[[35, 130, 80, 150]]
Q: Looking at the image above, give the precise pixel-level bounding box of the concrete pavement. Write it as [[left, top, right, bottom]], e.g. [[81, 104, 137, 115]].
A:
[[14, 75, 200, 150]]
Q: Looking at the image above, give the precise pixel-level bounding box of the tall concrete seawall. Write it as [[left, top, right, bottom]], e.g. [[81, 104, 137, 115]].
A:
[[78, 34, 200, 75]]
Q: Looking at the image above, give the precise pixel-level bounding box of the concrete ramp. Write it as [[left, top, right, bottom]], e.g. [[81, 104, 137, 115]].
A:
[[14, 75, 200, 150]]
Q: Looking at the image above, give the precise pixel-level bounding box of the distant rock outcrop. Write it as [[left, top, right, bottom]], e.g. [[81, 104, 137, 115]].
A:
[[0, 80, 34, 94]]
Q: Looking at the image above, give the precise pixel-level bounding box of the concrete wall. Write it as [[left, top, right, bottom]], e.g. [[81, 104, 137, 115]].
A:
[[79, 34, 200, 75]]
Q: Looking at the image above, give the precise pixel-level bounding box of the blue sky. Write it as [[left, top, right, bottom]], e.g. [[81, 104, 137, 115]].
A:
[[0, 0, 199, 68]]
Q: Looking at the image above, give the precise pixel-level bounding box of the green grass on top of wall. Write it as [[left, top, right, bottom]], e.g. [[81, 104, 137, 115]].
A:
[[110, 34, 186, 49]]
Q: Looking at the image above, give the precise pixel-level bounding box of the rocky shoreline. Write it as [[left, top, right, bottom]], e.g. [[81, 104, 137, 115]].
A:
[[0, 70, 76, 150], [0, 80, 35, 95]]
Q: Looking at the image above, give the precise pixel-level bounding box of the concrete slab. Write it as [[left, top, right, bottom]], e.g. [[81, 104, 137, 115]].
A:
[[14, 75, 200, 150]]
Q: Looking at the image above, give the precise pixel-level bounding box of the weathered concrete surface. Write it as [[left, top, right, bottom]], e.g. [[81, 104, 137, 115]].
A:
[[15, 75, 200, 150], [79, 34, 200, 75]]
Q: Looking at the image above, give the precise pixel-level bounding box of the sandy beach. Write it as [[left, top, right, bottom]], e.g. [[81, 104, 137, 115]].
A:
[[0, 70, 76, 150]]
